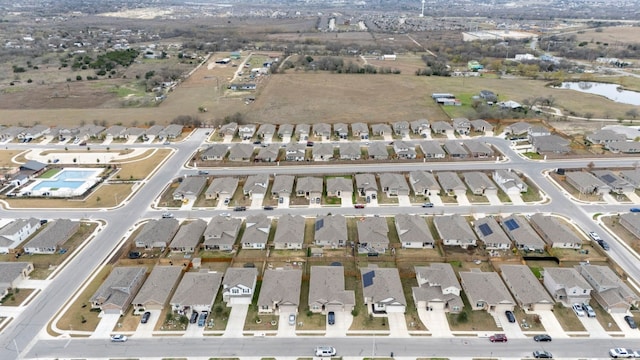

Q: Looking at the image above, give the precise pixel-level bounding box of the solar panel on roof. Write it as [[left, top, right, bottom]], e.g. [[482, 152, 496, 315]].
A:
[[315, 218, 324, 231], [504, 219, 520, 231], [362, 271, 375, 288], [478, 223, 493, 237], [601, 174, 616, 183]]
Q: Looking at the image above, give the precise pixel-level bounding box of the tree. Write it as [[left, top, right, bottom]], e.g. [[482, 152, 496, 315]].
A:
[[586, 161, 595, 171], [626, 109, 639, 120]]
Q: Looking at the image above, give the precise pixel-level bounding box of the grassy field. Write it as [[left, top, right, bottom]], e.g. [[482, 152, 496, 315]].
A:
[[114, 149, 172, 180], [0, 150, 25, 167]]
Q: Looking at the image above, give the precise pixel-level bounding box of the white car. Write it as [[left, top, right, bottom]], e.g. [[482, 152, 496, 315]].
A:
[[588, 231, 601, 241], [609, 348, 634, 358], [110, 334, 127, 342], [572, 303, 585, 317]]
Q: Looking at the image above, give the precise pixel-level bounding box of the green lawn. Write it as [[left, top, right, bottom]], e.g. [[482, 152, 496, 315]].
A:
[[38, 168, 60, 178]]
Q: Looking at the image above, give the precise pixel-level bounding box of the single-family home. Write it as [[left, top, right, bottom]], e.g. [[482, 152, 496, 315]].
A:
[[470, 119, 493, 133], [0, 126, 25, 141], [529, 214, 582, 249], [257, 268, 302, 314], [339, 143, 361, 160], [0, 218, 41, 254], [367, 142, 389, 160], [619, 169, 640, 188], [371, 123, 392, 136], [410, 119, 430, 136], [479, 90, 498, 102], [313, 123, 332, 140], [474, 216, 511, 250], [312, 143, 334, 161], [334, 123, 349, 139], [393, 141, 417, 159], [295, 124, 310, 140], [566, 171, 610, 195], [395, 214, 434, 249], [169, 219, 207, 253], [243, 174, 270, 198], [0, 262, 34, 298], [409, 171, 441, 196], [459, 270, 515, 313], [542, 267, 592, 306], [360, 265, 406, 314], [173, 176, 207, 201], [379, 173, 410, 196], [90, 266, 146, 315], [200, 144, 229, 161], [134, 218, 180, 250], [219, 122, 238, 137], [296, 176, 323, 202], [434, 215, 477, 248], [493, 170, 527, 195], [238, 124, 257, 140], [143, 125, 164, 141], [606, 141, 640, 154], [19, 125, 50, 141], [257, 124, 276, 139], [504, 122, 531, 136], [392, 121, 410, 137], [500, 215, 546, 252], [273, 214, 305, 250], [357, 216, 389, 253], [452, 118, 471, 135], [285, 143, 306, 161], [104, 125, 127, 140], [352, 122, 369, 139], [575, 263, 639, 313], [170, 271, 222, 314], [241, 215, 271, 249], [462, 172, 497, 196], [592, 170, 634, 194], [158, 124, 183, 140], [464, 140, 494, 158], [228, 143, 255, 162], [278, 124, 294, 139], [326, 177, 353, 198], [203, 217, 242, 250], [204, 177, 238, 200], [75, 124, 105, 141], [437, 172, 467, 197], [222, 267, 257, 305], [255, 144, 280, 162], [586, 129, 626, 145], [271, 175, 294, 199], [315, 215, 348, 247], [420, 141, 446, 159], [412, 263, 463, 313], [528, 126, 551, 139], [308, 266, 356, 314], [531, 135, 570, 154], [431, 121, 454, 136], [124, 127, 145, 140], [23, 219, 80, 254], [443, 140, 469, 158], [355, 173, 378, 201], [500, 264, 554, 311], [132, 266, 183, 312]]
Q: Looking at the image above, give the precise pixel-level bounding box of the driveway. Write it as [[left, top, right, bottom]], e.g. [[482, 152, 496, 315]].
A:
[[455, 194, 471, 206], [577, 315, 609, 338], [278, 195, 290, 209], [276, 312, 297, 337], [183, 321, 204, 337], [496, 313, 526, 338], [417, 308, 452, 337], [90, 313, 121, 338], [387, 312, 409, 338], [625, 191, 640, 203], [611, 313, 640, 338], [250, 194, 264, 209], [133, 310, 161, 338], [397, 195, 412, 207], [485, 193, 502, 206], [602, 193, 619, 204], [428, 195, 443, 207], [325, 311, 352, 337], [508, 193, 525, 205], [531, 310, 569, 338], [340, 195, 353, 207], [223, 304, 249, 338]]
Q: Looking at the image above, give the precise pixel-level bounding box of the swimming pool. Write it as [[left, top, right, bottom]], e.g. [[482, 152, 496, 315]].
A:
[[21, 167, 103, 197]]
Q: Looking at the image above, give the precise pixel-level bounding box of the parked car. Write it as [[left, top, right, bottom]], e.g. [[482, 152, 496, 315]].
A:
[[288, 314, 296, 326], [198, 170, 209, 175], [597, 239, 610, 250], [223, 198, 231, 205], [610, 348, 635, 358], [505, 310, 516, 323], [354, 204, 365, 209], [328, 311, 335, 325], [572, 303, 585, 317], [533, 350, 553, 358], [624, 315, 638, 329], [581, 303, 596, 318], [263, 206, 274, 210], [161, 212, 174, 218], [533, 334, 552, 342], [189, 311, 198, 324], [234, 206, 247, 211], [141, 311, 151, 324], [110, 334, 127, 342], [422, 202, 434, 208], [630, 208, 640, 213], [128, 251, 141, 259], [198, 311, 208, 327], [489, 334, 507, 342], [314, 346, 336, 357], [588, 231, 601, 241]]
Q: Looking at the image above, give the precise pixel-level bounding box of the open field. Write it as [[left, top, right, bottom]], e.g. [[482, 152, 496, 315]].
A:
[[573, 26, 640, 48]]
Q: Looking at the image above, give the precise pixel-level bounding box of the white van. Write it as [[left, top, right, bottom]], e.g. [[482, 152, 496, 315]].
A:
[[315, 346, 336, 357]]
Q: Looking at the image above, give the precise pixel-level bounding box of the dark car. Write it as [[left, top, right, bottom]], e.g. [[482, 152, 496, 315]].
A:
[[234, 206, 247, 211], [263, 206, 274, 210], [128, 251, 141, 259], [505, 310, 516, 323], [421, 203, 434, 208], [630, 208, 640, 213], [489, 334, 507, 342], [328, 311, 335, 325], [597, 239, 610, 251], [190, 311, 198, 324], [141, 311, 151, 324], [624, 315, 638, 329], [533, 334, 552, 342], [354, 204, 365, 209], [198, 311, 208, 327], [533, 350, 553, 359]]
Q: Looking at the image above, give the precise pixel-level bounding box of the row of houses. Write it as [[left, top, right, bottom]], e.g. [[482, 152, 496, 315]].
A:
[[0, 219, 80, 254], [131, 212, 582, 254], [565, 169, 640, 195], [173, 169, 527, 204], [504, 122, 570, 154], [586, 129, 640, 154], [0, 124, 183, 143]]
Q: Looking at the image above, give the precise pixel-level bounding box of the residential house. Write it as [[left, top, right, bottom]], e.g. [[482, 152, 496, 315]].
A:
[[592, 170, 634, 194], [271, 175, 294, 199], [528, 126, 551, 139], [462, 172, 497, 196], [395, 214, 434, 249], [313, 123, 332, 140], [437, 172, 466, 197], [565, 171, 610, 195], [169, 219, 207, 253], [479, 90, 498, 102], [452, 118, 471, 135], [352, 122, 369, 139], [204, 177, 238, 200], [393, 141, 416, 159], [23, 219, 80, 254], [531, 135, 570, 154], [409, 171, 440, 196], [143, 125, 164, 141], [295, 124, 310, 140], [173, 176, 207, 201], [333, 123, 349, 139], [500, 265, 554, 311], [339, 143, 361, 160], [238, 124, 257, 140], [500, 215, 546, 252], [434, 215, 477, 248], [222, 267, 258, 305], [0, 218, 41, 254], [392, 121, 410, 137], [257, 268, 302, 314], [379, 173, 410, 196], [360, 265, 406, 314], [443, 140, 469, 158], [0, 126, 25, 141], [355, 173, 378, 201], [464, 140, 494, 158], [255, 144, 280, 162], [203, 217, 242, 250], [241, 215, 271, 250], [132, 266, 183, 312], [470, 119, 493, 133], [576, 263, 639, 313], [134, 218, 180, 250], [357, 217, 389, 253], [170, 271, 222, 314], [371, 123, 392, 136], [90, 266, 146, 315], [620, 169, 640, 188], [474, 217, 511, 250], [75, 124, 105, 141], [228, 143, 255, 162], [219, 122, 238, 137], [159, 124, 183, 140], [243, 174, 270, 198], [326, 177, 353, 198], [493, 170, 527, 195], [529, 214, 583, 249], [273, 214, 305, 250], [104, 125, 127, 140], [256, 124, 276, 139], [296, 176, 323, 202], [367, 142, 389, 160], [308, 266, 356, 314], [312, 143, 334, 161], [314, 215, 348, 247], [412, 263, 463, 313], [606, 141, 640, 154], [586, 129, 626, 145], [504, 122, 531, 136], [19, 125, 49, 141], [200, 144, 229, 161], [0, 262, 33, 298], [410, 119, 430, 136], [459, 270, 515, 313], [542, 267, 592, 306], [419, 141, 446, 159], [430, 121, 454, 136], [285, 143, 306, 161], [124, 127, 145, 140], [278, 124, 294, 139]]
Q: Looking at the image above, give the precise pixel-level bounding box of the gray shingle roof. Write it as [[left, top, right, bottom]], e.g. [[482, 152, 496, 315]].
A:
[[132, 266, 183, 308], [437, 172, 466, 191], [272, 175, 295, 195], [326, 177, 353, 194], [273, 215, 305, 246], [474, 217, 511, 248], [91, 267, 146, 310], [173, 176, 207, 199], [360, 265, 406, 306], [500, 264, 553, 307], [0, 262, 32, 288], [296, 176, 323, 194], [257, 269, 302, 308], [205, 177, 239, 198], [409, 171, 440, 194], [419, 141, 446, 157], [203, 217, 242, 248], [460, 270, 515, 307], [134, 218, 180, 248], [355, 173, 379, 193], [170, 219, 207, 251], [228, 143, 255, 159], [529, 214, 582, 247], [500, 215, 546, 250], [170, 271, 222, 308], [315, 215, 347, 244], [395, 214, 434, 245], [243, 174, 270, 196], [434, 215, 476, 245], [223, 267, 257, 293], [242, 215, 271, 246], [23, 219, 80, 252], [462, 172, 496, 193], [309, 266, 355, 309]]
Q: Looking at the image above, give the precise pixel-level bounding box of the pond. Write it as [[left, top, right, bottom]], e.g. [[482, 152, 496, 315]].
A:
[[558, 81, 640, 106]]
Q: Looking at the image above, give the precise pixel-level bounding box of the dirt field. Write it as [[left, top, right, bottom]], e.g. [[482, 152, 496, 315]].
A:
[[573, 26, 640, 46]]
